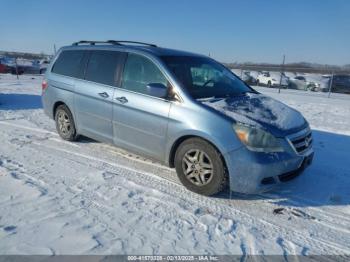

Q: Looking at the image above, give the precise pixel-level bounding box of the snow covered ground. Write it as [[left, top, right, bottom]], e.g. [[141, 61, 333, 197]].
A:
[[0, 74, 350, 256]]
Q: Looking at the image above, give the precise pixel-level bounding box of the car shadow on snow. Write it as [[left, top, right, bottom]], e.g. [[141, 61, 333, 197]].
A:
[[0, 93, 42, 110], [220, 130, 350, 208]]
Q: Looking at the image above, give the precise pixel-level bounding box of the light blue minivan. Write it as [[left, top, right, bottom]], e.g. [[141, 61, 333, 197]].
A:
[[42, 40, 314, 196]]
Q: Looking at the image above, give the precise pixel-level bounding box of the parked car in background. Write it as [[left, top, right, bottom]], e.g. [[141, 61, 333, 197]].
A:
[[39, 60, 50, 74], [331, 75, 350, 94], [33, 59, 51, 74], [1, 57, 26, 75], [0, 57, 51, 75], [0, 64, 7, 73], [247, 71, 259, 84], [241, 71, 257, 85], [42, 40, 313, 196], [256, 71, 288, 87], [284, 71, 297, 79], [231, 69, 256, 85], [289, 76, 319, 91], [289, 75, 329, 92], [0, 58, 8, 73], [8, 64, 25, 75]]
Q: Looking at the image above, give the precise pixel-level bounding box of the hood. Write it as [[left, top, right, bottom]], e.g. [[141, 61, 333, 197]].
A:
[[200, 93, 306, 137]]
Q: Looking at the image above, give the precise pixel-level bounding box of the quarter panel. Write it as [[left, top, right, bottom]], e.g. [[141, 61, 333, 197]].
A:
[[44, 74, 76, 120]]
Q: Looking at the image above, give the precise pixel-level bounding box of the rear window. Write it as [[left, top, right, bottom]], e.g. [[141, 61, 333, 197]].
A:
[[85, 50, 122, 86], [52, 50, 85, 78]]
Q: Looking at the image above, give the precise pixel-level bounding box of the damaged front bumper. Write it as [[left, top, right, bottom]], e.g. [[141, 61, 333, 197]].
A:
[[224, 127, 314, 194]]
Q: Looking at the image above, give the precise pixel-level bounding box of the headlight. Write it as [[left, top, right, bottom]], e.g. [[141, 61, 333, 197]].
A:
[[233, 123, 284, 152]]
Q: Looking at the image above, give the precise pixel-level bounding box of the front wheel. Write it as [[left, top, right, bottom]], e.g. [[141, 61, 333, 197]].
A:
[[174, 138, 227, 196], [55, 104, 78, 141]]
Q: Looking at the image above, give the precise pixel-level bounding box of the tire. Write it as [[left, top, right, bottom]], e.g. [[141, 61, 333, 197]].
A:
[[174, 138, 227, 196], [267, 81, 272, 88], [256, 80, 260, 86], [55, 104, 78, 141]]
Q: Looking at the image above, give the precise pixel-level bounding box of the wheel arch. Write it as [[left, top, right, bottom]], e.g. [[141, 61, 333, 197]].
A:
[[168, 135, 229, 174], [53, 101, 66, 119]]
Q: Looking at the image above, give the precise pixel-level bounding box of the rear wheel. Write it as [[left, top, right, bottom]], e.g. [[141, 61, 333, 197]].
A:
[[55, 105, 78, 141], [267, 81, 272, 88], [174, 138, 227, 196]]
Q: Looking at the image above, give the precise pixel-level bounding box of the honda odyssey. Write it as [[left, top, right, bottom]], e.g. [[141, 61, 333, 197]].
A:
[[42, 40, 314, 196]]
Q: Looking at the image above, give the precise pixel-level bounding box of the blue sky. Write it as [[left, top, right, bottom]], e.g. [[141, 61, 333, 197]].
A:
[[1, 0, 349, 65]]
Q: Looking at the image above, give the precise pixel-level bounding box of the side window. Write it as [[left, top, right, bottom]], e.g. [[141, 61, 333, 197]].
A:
[[85, 50, 121, 86], [52, 50, 85, 78], [122, 53, 168, 96]]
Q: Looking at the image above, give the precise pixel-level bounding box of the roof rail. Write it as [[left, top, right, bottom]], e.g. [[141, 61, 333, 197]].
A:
[[72, 40, 157, 47], [72, 40, 122, 46], [107, 40, 157, 47]]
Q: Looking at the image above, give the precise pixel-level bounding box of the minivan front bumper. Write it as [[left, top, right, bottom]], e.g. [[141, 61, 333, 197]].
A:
[[224, 128, 314, 194]]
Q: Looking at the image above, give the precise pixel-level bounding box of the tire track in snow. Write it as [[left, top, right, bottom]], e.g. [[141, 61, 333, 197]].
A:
[[1, 119, 350, 255], [1, 119, 350, 227], [0, 155, 48, 198], [32, 132, 350, 240], [28, 139, 350, 255]]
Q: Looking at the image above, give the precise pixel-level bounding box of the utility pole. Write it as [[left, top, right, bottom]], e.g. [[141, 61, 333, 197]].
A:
[[54, 44, 57, 55], [328, 71, 334, 98], [15, 57, 19, 80], [278, 54, 285, 93]]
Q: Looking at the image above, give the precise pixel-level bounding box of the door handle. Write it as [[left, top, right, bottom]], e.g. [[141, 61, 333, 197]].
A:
[[115, 96, 128, 104], [98, 92, 109, 98]]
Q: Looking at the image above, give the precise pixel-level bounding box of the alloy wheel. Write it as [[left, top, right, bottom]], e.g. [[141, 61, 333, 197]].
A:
[[182, 149, 214, 186], [57, 111, 71, 135]]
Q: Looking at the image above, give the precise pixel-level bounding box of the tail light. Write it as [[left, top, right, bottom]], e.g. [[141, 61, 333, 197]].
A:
[[42, 79, 48, 91]]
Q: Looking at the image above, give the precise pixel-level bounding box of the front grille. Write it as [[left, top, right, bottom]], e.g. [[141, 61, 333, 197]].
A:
[[279, 169, 302, 182], [288, 128, 313, 154], [278, 152, 313, 182], [261, 177, 276, 185]]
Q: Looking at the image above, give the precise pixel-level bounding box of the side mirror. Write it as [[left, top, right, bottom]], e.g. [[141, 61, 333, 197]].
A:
[[146, 83, 168, 98]]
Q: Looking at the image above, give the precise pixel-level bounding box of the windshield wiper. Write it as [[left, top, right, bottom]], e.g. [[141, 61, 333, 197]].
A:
[[214, 92, 246, 99]]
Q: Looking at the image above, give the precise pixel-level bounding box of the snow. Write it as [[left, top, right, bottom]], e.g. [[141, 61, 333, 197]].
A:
[[0, 74, 350, 255], [201, 93, 306, 132], [252, 86, 350, 135]]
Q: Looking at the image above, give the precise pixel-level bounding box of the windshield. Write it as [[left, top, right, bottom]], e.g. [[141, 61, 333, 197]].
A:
[[161, 56, 253, 99]]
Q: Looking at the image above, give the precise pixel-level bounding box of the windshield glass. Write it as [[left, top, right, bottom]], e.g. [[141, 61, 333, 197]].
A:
[[161, 56, 253, 99]]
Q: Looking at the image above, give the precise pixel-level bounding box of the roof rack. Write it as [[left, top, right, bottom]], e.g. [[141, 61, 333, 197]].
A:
[[107, 40, 157, 47], [72, 40, 157, 47], [71, 40, 120, 46]]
